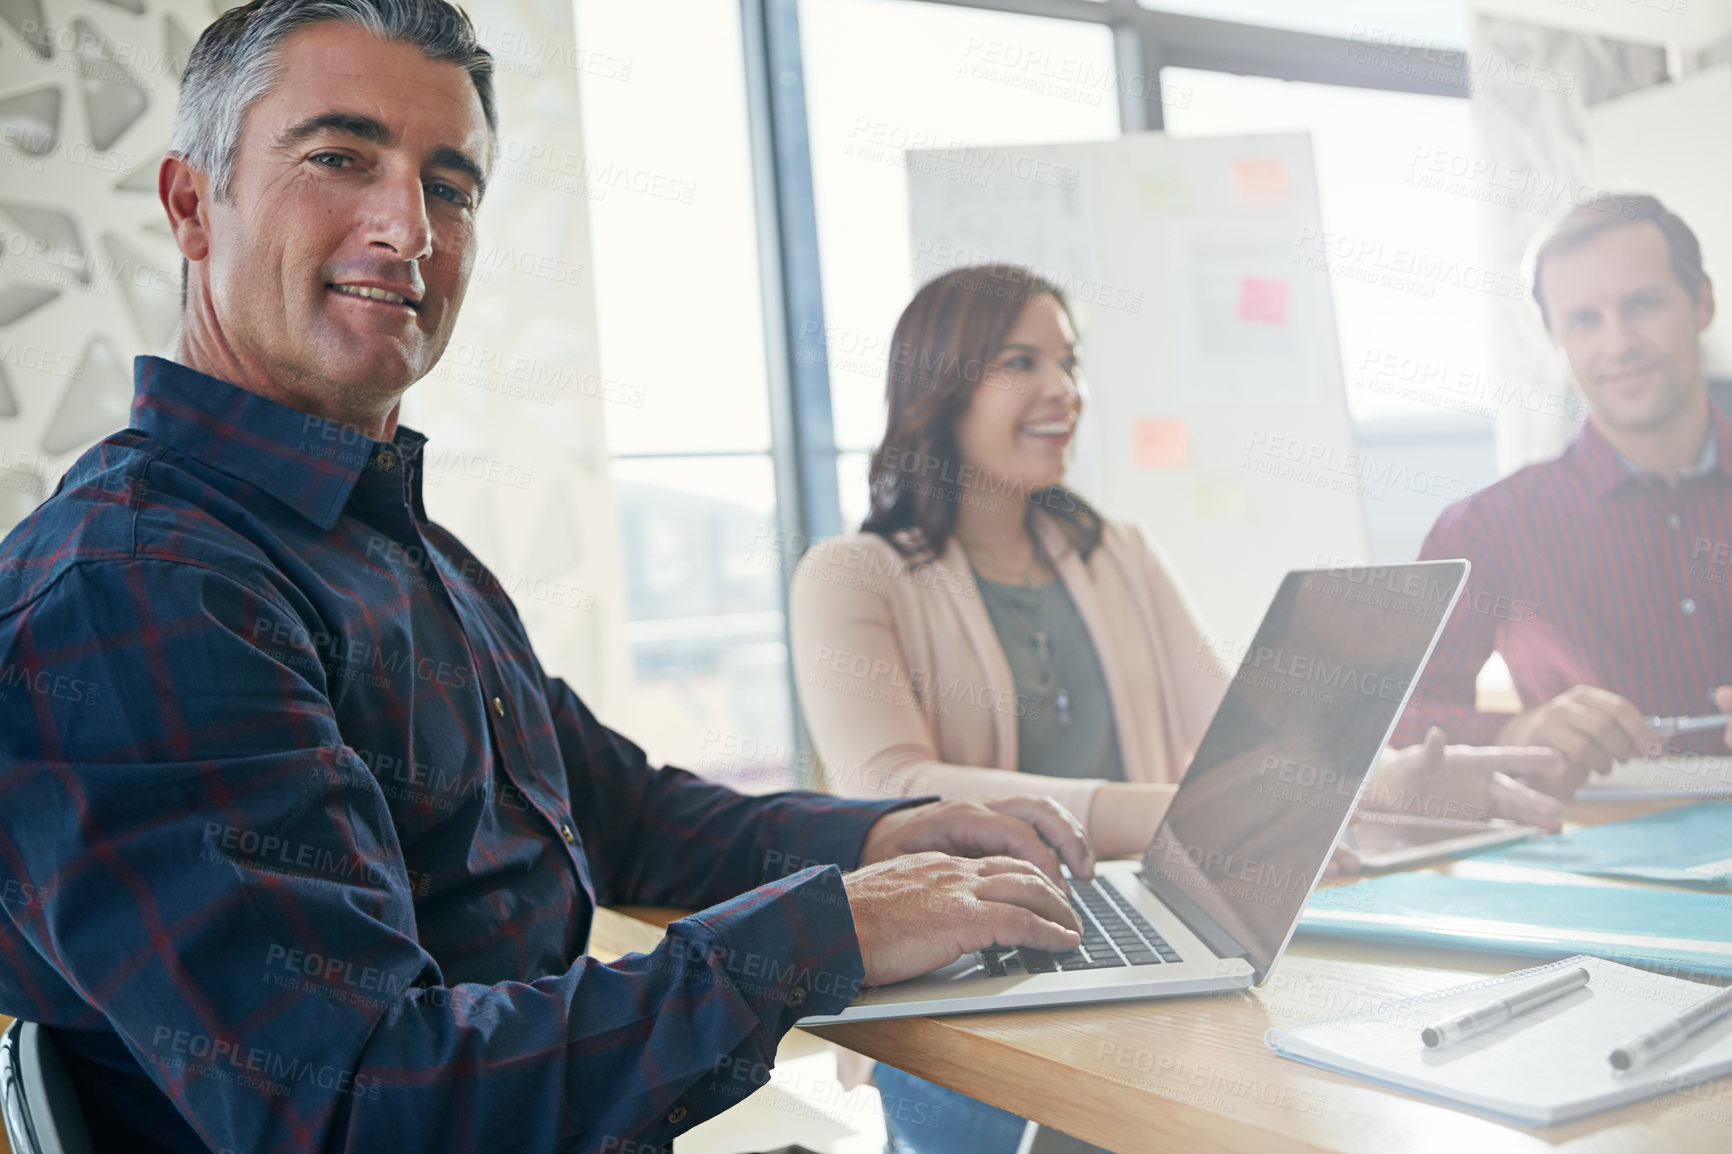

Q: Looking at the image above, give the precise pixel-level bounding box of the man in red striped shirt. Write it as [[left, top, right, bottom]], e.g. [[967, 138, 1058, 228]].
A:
[[1395, 195, 1732, 775]]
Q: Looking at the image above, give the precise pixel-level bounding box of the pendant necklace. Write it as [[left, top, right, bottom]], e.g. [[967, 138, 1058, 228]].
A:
[[1033, 624, 1072, 727], [971, 534, 1072, 727], [1028, 538, 1071, 728]]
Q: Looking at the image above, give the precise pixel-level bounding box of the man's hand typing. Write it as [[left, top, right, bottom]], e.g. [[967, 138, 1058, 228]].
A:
[[842, 853, 1083, 987], [844, 796, 1095, 986], [858, 795, 1095, 883]]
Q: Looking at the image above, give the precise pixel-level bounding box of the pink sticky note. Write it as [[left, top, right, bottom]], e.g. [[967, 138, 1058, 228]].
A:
[[1233, 157, 1290, 203], [1134, 419, 1190, 470], [1238, 276, 1290, 326]]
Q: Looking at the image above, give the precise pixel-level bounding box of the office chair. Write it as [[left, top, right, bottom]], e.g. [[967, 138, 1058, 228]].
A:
[[2, 1020, 95, 1154], [0, 1022, 820, 1154]]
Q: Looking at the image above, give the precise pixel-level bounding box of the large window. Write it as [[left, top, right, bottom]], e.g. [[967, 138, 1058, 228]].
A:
[[799, 0, 1120, 525], [1135, 0, 1465, 43], [1160, 68, 1488, 423], [1160, 68, 1500, 561], [574, 0, 793, 784], [569, 0, 1492, 779]]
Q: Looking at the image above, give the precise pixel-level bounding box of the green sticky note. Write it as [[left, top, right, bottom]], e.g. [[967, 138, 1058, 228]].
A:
[[1193, 469, 1248, 523]]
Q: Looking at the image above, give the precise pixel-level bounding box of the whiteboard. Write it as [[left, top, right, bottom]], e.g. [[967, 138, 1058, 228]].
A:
[[907, 133, 1367, 644]]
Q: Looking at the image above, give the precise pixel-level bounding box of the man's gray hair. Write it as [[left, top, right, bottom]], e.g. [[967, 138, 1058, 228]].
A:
[[172, 0, 497, 200]]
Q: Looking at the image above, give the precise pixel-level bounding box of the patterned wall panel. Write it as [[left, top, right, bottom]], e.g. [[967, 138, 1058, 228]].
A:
[[0, 0, 629, 707], [1469, 14, 1668, 472], [0, 0, 191, 524]]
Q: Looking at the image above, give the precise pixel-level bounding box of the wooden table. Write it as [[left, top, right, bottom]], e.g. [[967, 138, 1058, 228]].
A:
[[603, 798, 1732, 1154], [3, 802, 1721, 1154]]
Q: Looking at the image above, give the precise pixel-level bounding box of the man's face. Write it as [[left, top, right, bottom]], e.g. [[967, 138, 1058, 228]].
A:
[[198, 22, 489, 404], [1540, 221, 1713, 434]]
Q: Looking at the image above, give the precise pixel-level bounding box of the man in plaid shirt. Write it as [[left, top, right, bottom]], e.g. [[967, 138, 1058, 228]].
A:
[[0, 2, 1091, 1150]]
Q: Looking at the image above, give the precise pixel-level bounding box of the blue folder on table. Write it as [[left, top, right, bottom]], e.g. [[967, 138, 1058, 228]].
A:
[[1299, 872, 1732, 977], [1472, 802, 1732, 886]]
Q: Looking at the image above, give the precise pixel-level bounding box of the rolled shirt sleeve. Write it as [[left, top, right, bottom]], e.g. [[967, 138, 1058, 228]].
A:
[[544, 673, 927, 910]]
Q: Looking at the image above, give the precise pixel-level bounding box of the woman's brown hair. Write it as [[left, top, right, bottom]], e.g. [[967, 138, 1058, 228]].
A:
[[861, 264, 1102, 564]]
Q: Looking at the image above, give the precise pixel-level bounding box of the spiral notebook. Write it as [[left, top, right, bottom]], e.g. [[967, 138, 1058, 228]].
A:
[[1266, 955, 1732, 1126]]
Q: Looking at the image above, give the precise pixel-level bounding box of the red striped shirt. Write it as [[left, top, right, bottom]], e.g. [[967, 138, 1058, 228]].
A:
[[1395, 410, 1732, 752]]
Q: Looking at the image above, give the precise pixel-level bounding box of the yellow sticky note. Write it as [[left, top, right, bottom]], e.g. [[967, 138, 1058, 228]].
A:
[[1134, 419, 1190, 469], [1193, 470, 1249, 523]]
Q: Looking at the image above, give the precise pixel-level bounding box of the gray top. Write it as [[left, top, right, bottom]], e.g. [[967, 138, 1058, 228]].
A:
[[974, 573, 1125, 782]]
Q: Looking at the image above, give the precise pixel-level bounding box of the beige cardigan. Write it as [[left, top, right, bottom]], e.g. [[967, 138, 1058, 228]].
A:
[[789, 512, 1229, 837]]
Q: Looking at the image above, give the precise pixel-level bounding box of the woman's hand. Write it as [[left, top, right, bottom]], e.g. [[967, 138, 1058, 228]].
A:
[[1321, 728, 1577, 879], [1086, 782, 1177, 859], [1360, 726, 1580, 832], [1323, 844, 1361, 878]]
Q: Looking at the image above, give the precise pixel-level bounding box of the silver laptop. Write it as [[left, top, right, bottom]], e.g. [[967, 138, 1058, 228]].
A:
[[800, 561, 1469, 1024]]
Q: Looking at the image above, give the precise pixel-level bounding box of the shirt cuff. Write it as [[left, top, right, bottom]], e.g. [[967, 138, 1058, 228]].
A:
[[760, 794, 936, 885], [687, 863, 867, 1029]]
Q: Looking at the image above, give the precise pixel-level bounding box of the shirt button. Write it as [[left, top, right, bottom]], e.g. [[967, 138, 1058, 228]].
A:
[[492, 695, 505, 718], [561, 823, 575, 844], [1668, 513, 1683, 529], [1682, 598, 1698, 615], [667, 1106, 687, 1124], [788, 986, 807, 1008]]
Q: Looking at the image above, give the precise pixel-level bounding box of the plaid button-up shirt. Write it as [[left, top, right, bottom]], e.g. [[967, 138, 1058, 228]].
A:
[[0, 356, 907, 1153]]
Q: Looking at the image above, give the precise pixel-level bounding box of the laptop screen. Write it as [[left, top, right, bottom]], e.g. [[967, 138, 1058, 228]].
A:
[[1140, 562, 1467, 983]]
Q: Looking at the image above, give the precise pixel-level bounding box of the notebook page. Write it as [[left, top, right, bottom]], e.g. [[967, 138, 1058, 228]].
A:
[[1579, 756, 1732, 801], [1267, 956, 1732, 1126]]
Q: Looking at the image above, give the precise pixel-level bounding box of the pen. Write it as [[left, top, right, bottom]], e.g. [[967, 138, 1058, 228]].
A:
[[1420, 966, 1591, 1049], [1608, 983, 1732, 1072], [1645, 713, 1732, 736]]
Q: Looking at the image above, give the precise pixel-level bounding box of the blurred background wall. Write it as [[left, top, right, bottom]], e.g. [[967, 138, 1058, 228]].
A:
[[6, 0, 1732, 781]]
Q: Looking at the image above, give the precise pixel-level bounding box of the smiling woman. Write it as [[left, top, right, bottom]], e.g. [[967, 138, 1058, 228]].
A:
[[861, 264, 1103, 568], [161, 0, 496, 438]]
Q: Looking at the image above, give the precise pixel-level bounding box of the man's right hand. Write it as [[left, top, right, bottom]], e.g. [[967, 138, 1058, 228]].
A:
[[842, 852, 1082, 987], [1495, 684, 1661, 775]]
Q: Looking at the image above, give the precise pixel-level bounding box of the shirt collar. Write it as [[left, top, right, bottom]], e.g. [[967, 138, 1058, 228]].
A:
[[1571, 407, 1732, 498], [1612, 424, 1719, 480], [130, 355, 427, 531]]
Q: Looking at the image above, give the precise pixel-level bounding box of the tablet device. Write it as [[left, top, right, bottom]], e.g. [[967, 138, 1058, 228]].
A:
[[1345, 812, 1538, 872]]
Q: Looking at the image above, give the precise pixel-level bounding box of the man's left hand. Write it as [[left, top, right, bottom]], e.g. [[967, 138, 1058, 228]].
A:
[[860, 797, 1096, 890], [1716, 687, 1732, 748]]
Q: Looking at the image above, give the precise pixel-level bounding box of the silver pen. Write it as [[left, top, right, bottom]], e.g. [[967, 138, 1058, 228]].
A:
[[1609, 983, 1732, 1072], [1421, 966, 1591, 1049], [1645, 713, 1732, 736]]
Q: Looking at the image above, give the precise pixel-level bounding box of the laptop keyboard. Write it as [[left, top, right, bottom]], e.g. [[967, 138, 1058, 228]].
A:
[[978, 874, 1182, 976]]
